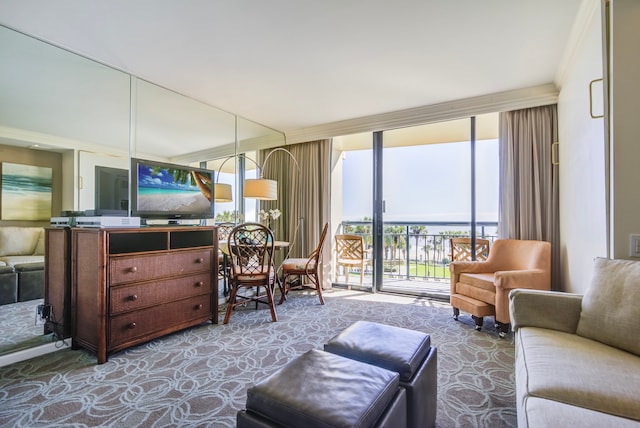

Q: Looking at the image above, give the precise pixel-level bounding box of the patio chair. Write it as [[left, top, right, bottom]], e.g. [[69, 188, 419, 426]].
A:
[[450, 237, 490, 262], [335, 234, 366, 285]]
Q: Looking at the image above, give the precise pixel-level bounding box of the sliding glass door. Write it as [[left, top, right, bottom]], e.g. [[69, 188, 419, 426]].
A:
[[336, 114, 498, 297]]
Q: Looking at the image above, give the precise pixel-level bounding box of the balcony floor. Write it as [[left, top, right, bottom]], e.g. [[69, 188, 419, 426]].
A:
[[333, 274, 450, 301]]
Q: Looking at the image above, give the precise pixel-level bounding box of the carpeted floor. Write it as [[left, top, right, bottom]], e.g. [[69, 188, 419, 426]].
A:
[[0, 289, 516, 427]]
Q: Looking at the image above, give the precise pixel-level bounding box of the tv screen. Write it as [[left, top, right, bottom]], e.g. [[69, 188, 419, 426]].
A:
[[95, 166, 129, 215], [130, 158, 215, 219]]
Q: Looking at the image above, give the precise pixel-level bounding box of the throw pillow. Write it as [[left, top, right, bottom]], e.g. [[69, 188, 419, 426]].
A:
[[576, 257, 640, 356]]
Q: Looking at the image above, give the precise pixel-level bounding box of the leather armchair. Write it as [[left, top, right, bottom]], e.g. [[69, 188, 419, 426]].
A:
[[450, 239, 551, 337]]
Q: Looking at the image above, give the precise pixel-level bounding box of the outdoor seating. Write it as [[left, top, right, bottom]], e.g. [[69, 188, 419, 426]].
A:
[[450, 237, 490, 262], [335, 234, 366, 285]]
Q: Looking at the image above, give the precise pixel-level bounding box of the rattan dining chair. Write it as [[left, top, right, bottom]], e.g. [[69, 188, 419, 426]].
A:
[[223, 223, 277, 324], [280, 223, 328, 305]]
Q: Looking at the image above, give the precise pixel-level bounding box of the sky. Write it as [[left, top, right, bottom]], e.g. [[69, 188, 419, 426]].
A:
[[342, 140, 499, 223]]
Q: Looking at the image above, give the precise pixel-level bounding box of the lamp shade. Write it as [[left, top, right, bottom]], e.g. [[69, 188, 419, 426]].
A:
[[244, 178, 277, 200], [214, 183, 233, 202]]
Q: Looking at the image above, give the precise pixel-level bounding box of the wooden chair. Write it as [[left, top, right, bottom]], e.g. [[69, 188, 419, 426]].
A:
[[280, 223, 328, 305], [335, 234, 366, 285], [450, 237, 491, 262], [224, 223, 277, 324]]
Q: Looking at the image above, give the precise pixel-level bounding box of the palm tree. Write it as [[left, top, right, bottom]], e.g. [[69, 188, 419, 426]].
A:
[[152, 167, 212, 201]]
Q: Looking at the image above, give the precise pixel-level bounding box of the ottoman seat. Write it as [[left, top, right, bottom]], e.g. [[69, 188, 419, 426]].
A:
[[324, 321, 438, 428], [0, 266, 17, 305], [15, 262, 45, 302], [238, 349, 407, 428]]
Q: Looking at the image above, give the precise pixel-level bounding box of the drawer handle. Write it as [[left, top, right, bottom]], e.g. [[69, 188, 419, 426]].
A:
[[129, 266, 138, 273], [196, 258, 204, 263], [195, 304, 203, 310], [195, 281, 204, 287], [129, 294, 138, 301], [128, 322, 136, 329]]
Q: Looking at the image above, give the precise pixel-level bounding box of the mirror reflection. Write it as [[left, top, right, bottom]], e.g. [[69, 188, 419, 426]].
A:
[[0, 24, 284, 360]]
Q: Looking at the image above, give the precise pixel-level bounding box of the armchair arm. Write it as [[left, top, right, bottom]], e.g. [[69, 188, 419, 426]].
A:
[[494, 269, 549, 291], [449, 260, 495, 274], [509, 289, 583, 333]]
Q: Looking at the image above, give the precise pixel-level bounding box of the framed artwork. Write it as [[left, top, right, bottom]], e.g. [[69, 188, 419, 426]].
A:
[[1, 162, 52, 220]]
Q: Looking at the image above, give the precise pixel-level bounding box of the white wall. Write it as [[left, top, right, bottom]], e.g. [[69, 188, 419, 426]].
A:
[[558, 0, 607, 293], [609, 0, 640, 260]]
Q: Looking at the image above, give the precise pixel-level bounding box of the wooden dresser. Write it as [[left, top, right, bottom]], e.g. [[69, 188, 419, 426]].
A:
[[71, 226, 218, 364]]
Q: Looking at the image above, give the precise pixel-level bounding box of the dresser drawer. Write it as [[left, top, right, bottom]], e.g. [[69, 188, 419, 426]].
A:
[[110, 249, 212, 285], [110, 272, 211, 314], [109, 295, 211, 348]]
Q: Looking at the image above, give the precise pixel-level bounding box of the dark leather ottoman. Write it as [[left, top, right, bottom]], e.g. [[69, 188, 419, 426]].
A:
[[15, 262, 44, 302], [0, 266, 17, 305], [237, 349, 407, 428], [324, 321, 437, 428]]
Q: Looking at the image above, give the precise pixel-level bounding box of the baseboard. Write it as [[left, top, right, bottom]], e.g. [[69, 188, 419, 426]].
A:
[[0, 340, 69, 368]]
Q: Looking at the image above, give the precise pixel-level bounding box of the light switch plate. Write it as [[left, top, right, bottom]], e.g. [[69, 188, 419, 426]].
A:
[[629, 234, 640, 258]]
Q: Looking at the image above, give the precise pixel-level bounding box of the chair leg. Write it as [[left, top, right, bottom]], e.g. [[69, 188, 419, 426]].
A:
[[279, 273, 289, 305], [472, 315, 484, 331], [223, 283, 239, 324], [453, 307, 460, 321], [264, 283, 278, 322], [496, 321, 510, 338], [311, 272, 324, 305]]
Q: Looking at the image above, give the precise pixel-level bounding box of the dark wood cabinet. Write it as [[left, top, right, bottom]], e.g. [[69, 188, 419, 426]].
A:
[[44, 227, 72, 339], [70, 226, 218, 364]]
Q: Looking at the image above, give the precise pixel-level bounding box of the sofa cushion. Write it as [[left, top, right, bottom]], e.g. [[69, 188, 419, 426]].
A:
[[0, 227, 43, 257], [576, 257, 640, 356], [0, 255, 45, 267], [516, 327, 640, 422], [33, 229, 45, 255]]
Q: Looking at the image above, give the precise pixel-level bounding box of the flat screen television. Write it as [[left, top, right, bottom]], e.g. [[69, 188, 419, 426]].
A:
[[130, 158, 215, 220], [94, 166, 129, 215]]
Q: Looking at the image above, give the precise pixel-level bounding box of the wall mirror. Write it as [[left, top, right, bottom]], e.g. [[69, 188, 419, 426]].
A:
[[0, 24, 284, 361]]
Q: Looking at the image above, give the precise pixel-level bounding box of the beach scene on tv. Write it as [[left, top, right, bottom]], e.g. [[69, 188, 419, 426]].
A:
[[136, 164, 212, 213]]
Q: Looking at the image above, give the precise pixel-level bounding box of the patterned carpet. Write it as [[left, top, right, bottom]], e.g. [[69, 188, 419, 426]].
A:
[[0, 289, 516, 427], [0, 299, 57, 356]]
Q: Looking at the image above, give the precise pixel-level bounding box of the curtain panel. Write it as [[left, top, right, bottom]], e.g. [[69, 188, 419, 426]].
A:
[[260, 140, 332, 289], [498, 104, 560, 289]]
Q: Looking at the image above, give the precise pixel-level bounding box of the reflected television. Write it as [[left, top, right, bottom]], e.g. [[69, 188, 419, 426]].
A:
[[130, 158, 215, 220]]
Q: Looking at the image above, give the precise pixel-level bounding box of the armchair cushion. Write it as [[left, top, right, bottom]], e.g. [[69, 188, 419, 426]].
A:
[[576, 257, 640, 356]]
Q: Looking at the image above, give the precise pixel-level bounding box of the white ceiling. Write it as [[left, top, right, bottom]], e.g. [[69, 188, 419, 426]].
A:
[[0, 0, 584, 136]]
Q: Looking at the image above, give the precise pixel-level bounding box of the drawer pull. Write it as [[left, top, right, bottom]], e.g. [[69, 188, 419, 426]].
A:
[[128, 322, 137, 329], [195, 281, 204, 287], [129, 266, 138, 273], [195, 304, 203, 310], [129, 294, 138, 301], [196, 258, 204, 263]]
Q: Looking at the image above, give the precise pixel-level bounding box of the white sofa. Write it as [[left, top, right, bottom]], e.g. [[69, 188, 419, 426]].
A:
[[0, 227, 45, 304], [509, 258, 640, 427], [0, 227, 45, 267]]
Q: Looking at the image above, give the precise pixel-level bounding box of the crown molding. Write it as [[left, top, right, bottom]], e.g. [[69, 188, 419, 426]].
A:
[[284, 83, 559, 145]]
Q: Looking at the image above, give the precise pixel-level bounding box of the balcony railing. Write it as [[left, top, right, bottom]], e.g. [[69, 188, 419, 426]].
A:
[[340, 221, 498, 282]]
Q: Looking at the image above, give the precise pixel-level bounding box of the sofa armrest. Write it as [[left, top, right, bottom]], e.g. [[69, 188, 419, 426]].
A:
[[509, 289, 583, 333]]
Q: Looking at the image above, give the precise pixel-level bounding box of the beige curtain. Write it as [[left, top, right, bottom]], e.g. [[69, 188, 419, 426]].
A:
[[260, 139, 332, 288], [498, 104, 559, 289]]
